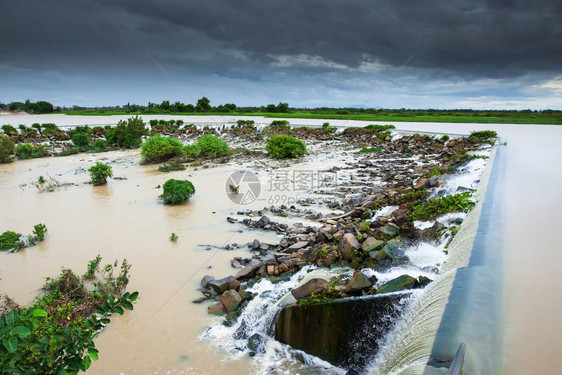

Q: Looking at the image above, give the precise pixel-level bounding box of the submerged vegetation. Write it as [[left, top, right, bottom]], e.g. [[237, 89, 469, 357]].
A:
[[162, 179, 195, 204], [0, 257, 137, 374], [0, 223, 48, 252], [408, 192, 475, 221], [88, 162, 113, 186]]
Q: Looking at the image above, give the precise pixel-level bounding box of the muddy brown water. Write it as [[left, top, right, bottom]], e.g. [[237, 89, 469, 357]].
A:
[[1, 114, 562, 374]]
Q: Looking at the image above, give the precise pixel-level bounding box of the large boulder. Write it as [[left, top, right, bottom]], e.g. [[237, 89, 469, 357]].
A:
[[345, 270, 373, 293], [414, 177, 429, 189], [208, 276, 236, 294], [235, 260, 264, 280], [291, 278, 329, 300], [339, 233, 360, 260], [377, 223, 400, 238], [200, 275, 214, 289], [221, 289, 242, 312], [376, 275, 419, 295], [361, 237, 385, 253], [208, 303, 225, 315], [286, 241, 309, 252]]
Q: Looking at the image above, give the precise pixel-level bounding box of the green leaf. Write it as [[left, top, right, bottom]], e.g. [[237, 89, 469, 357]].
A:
[[10, 326, 31, 338], [112, 306, 124, 315], [83, 355, 92, 370], [121, 300, 134, 310], [129, 291, 139, 301], [88, 348, 99, 361], [32, 309, 48, 317], [5, 310, 18, 326], [3, 336, 18, 352]]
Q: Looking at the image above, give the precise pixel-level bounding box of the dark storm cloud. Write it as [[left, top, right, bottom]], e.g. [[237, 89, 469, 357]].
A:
[[2, 0, 561, 75], [0, 0, 561, 107]]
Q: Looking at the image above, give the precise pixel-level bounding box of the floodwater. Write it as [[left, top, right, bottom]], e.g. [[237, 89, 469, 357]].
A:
[[1, 114, 561, 374]]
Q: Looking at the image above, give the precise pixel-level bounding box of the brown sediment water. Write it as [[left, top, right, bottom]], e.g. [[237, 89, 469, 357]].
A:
[[0, 150, 284, 374], [1, 115, 561, 374]]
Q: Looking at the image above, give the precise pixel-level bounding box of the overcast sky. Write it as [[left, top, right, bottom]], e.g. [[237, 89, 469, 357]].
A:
[[1, 0, 561, 109]]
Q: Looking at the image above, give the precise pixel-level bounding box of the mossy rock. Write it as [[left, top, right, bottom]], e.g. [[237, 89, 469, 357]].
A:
[[376, 275, 419, 295]]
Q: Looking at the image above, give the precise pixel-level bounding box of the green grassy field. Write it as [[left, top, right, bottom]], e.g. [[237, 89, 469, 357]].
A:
[[61, 110, 562, 125]]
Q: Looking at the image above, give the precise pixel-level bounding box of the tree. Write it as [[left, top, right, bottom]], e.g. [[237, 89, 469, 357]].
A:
[[196, 97, 211, 112]]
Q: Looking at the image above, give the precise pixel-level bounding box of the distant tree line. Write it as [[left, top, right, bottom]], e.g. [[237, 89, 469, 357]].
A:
[[6, 100, 55, 114]]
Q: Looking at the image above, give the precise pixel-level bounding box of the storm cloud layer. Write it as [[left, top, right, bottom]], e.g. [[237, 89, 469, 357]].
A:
[[1, 0, 561, 108]]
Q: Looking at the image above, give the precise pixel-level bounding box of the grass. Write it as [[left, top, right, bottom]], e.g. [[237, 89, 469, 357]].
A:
[[60, 110, 562, 125], [408, 192, 475, 221], [358, 146, 382, 153]]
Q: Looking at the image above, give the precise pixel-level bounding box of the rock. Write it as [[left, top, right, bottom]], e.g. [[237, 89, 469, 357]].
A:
[[345, 270, 373, 293], [286, 241, 309, 252], [235, 261, 264, 280], [376, 275, 419, 294], [231, 258, 243, 268], [251, 239, 261, 250], [377, 223, 400, 238], [221, 290, 242, 312], [429, 175, 441, 187], [247, 333, 265, 356], [418, 276, 432, 287], [200, 275, 214, 289], [208, 276, 236, 294], [414, 177, 429, 189], [339, 233, 360, 260], [291, 278, 329, 300], [208, 303, 225, 315], [361, 237, 385, 253], [192, 296, 208, 304], [393, 209, 409, 227]]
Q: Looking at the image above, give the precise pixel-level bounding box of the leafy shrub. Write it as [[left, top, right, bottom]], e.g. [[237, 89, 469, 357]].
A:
[[266, 134, 307, 159], [409, 192, 474, 221], [89, 139, 108, 153], [0, 258, 137, 374], [55, 147, 81, 157], [0, 136, 15, 163], [162, 179, 195, 204], [141, 135, 184, 163], [364, 124, 396, 132], [0, 231, 23, 251], [88, 162, 113, 185], [197, 135, 230, 158], [398, 189, 430, 204], [183, 143, 201, 158], [41, 123, 57, 131], [170, 233, 178, 241], [468, 130, 497, 144], [33, 223, 48, 241], [2, 125, 17, 135], [71, 132, 91, 149], [106, 116, 147, 148], [15, 143, 48, 159], [441, 134, 450, 142], [358, 146, 382, 153]]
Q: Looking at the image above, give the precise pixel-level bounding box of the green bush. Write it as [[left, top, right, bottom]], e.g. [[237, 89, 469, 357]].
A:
[[266, 134, 307, 159], [89, 139, 108, 153], [0, 136, 15, 163], [106, 116, 147, 148], [2, 125, 17, 135], [88, 162, 113, 185], [408, 192, 474, 221], [197, 135, 230, 158], [0, 231, 23, 251], [33, 223, 48, 241], [0, 259, 137, 374], [162, 179, 195, 204], [71, 132, 91, 149], [364, 124, 396, 132], [15, 143, 48, 159], [468, 130, 497, 144], [141, 135, 184, 163]]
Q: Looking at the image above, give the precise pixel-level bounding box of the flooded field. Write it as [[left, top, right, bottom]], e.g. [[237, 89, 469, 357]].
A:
[[1, 114, 561, 374]]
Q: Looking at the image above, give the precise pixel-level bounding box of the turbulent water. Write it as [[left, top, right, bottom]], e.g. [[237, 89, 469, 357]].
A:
[[1, 114, 561, 374]]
